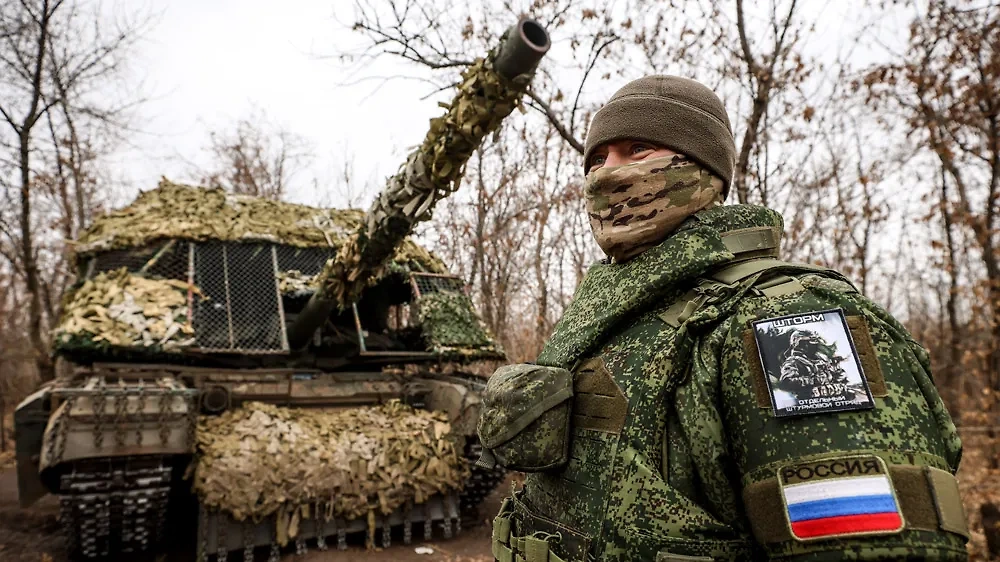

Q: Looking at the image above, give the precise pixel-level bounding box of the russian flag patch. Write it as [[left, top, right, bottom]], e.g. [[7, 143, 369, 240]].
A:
[[778, 455, 904, 541]]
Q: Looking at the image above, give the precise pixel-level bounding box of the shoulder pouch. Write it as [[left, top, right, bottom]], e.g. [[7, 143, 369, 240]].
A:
[[476, 363, 573, 472]]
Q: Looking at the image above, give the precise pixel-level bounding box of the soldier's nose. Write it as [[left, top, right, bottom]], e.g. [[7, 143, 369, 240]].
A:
[[603, 149, 628, 168]]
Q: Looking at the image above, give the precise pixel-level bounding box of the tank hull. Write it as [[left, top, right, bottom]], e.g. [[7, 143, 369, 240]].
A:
[[15, 362, 503, 559]]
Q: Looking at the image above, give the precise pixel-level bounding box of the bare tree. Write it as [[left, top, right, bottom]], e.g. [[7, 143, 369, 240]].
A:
[[0, 0, 146, 379], [346, 0, 626, 154], [0, 0, 63, 379], [323, 146, 373, 209], [936, 166, 962, 412], [200, 111, 311, 201], [866, 1, 1000, 407], [731, 0, 805, 204]]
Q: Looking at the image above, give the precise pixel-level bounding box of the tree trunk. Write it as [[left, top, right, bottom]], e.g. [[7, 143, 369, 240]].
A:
[[734, 95, 767, 204], [533, 223, 549, 351], [982, 502, 1000, 559], [0, 398, 6, 452], [939, 169, 962, 413], [64, 106, 88, 232], [48, 113, 75, 242], [19, 132, 51, 380], [982, 239, 1000, 470], [733, 0, 798, 205]]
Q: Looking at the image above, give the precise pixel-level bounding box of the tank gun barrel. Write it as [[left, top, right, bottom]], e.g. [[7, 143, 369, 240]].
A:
[[287, 19, 550, 349], [493, 19, 550, 82]]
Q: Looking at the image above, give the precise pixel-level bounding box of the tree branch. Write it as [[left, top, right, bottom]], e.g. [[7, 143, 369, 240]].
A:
[[568, 34, 618, 139], [736, 0, 757, 82], [525, 89, 584, 155]]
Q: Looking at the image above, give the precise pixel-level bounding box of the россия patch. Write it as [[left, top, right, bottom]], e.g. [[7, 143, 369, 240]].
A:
[[778, 455, 904, 541]]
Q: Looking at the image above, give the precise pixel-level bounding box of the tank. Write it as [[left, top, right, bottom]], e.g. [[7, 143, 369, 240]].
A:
[[13, 18, 549, 560]]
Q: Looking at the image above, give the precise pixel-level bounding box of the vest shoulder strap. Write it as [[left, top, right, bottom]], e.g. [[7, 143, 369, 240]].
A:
[[709, 257, 851, 287], [659, 258, 857, 328], [719, 226, 781, 260], [709, 258, 787, 285]]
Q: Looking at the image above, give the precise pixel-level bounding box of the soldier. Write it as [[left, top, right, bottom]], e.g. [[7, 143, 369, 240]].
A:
[[777, 329, 851, 403], [479, 76, 968, 561]]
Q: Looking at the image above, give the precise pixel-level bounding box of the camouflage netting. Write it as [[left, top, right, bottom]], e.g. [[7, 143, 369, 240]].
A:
[[416, 290, 504, 359], [192, 401, 469, 544], [317, 49, 534, 309], [277, 270, 316, 297], [75, 180, 447, 274], [53, 268, 198, 352]]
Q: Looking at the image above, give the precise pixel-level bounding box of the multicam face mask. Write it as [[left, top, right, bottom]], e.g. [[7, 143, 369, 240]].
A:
[[584, 154, 725, 263]]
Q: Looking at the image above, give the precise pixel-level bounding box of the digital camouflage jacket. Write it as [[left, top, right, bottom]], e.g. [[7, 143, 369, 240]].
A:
[[489, 205, 967, 562]]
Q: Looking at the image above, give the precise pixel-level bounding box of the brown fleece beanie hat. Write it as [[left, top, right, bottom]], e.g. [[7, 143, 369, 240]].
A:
[[584, 75, 736, 197]]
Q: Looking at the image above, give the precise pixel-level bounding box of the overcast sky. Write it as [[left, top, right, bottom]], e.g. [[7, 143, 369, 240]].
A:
[[112, 0, 454, 209], [104, 0, 912, 212]]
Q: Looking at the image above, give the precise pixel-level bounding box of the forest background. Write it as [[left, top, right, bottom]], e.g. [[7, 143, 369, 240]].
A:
[[0, 0, 998, 558]]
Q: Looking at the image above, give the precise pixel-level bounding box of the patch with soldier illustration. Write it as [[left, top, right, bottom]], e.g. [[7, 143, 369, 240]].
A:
[[752, 309, 874, 417]]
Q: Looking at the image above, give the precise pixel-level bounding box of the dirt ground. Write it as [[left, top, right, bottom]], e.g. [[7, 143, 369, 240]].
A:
[[0, 466, 503, 562]]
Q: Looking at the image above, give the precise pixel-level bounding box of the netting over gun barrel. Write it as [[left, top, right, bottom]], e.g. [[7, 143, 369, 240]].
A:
[[287, 18, 551, 349]]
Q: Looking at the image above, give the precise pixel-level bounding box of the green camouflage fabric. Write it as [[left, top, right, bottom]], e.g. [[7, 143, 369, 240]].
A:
[[497, 204, 965, 562], [584, 154, 723, 263], [477, 364, 573, 471], [416, 290, 505, 360]]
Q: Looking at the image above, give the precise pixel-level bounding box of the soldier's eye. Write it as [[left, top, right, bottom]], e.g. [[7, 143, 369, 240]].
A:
[[589, 155, 606, 170], [631, 144, 652, 155]]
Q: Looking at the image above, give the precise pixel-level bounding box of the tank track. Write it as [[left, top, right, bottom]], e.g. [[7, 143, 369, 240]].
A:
[[460, 438, 507, 518], [57, 458, 172, 559], [52, 443, 502, 560]]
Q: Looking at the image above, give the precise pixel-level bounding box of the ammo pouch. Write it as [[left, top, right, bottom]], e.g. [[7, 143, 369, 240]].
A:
[[493, 496, 576, 562], [477, 364, 573, 472]]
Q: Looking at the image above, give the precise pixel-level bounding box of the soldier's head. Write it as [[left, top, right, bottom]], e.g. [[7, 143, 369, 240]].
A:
[[582, 76, 737, 263], [789, 330, 823, 351]]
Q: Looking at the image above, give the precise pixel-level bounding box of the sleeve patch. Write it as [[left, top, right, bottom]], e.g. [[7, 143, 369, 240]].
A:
[[751, 309, 875, 417], [778, 455, 904, 541]]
